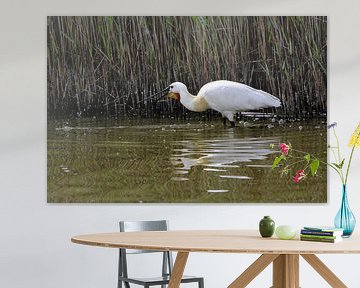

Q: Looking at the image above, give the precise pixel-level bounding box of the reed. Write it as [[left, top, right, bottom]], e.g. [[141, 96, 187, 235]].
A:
[[47, 16, 327, 119]]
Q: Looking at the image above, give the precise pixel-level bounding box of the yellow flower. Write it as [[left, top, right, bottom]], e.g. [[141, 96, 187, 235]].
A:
[[349, 122, 360, 147]]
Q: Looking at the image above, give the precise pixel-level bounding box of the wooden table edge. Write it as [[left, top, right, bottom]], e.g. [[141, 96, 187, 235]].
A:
[[71, 236, 360, 254]]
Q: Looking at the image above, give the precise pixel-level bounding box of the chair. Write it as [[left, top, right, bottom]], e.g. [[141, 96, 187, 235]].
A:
[[118, 220, 204, 288]]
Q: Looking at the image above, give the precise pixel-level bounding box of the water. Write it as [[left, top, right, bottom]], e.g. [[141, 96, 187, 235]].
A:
[[47, 118, 327, 203]]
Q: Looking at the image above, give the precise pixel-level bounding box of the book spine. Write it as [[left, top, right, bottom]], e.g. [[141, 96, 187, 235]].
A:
[[300, 236, 338, 243], [300, 234, 338, 240], [301, 230, 337, 236]]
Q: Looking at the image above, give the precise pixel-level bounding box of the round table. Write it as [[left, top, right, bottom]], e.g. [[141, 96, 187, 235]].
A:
[[72, 230, 360, 288]]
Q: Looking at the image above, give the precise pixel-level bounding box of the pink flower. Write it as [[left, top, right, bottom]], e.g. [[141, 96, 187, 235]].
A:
[[279, 143, 289, 155], [293, 169, 306, 183]]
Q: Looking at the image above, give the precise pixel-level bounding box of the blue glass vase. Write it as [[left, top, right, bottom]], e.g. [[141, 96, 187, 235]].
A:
[[334, 185, 356, 237]]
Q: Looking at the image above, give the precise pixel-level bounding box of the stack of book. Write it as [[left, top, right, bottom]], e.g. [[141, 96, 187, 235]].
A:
[[300, 226, 344, 243]]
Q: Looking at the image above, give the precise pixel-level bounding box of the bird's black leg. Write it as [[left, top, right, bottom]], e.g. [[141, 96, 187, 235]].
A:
[[222, 117, 235, 128]]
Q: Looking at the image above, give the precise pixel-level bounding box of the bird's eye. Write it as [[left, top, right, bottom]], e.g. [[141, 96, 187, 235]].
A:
[[170, 86, 173, 89]]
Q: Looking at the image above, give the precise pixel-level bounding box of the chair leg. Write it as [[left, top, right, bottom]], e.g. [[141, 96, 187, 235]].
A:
[[119, 280, 130, 288], [199, 278, 204, 288]]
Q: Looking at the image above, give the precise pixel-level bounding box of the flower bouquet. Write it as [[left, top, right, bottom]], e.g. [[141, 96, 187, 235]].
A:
[[271, 122, 360, 237]]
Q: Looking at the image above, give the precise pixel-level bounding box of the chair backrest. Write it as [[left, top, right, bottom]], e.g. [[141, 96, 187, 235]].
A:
[[119, 220, 169, 254], [118, 220, 174, 282], [120, 220, 168, 232]]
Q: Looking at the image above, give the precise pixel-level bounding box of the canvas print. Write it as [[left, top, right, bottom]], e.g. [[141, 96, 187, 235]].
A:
[[47, 16, 327, 203]]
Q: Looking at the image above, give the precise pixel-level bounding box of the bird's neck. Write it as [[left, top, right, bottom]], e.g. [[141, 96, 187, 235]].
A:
[[179, 89, 209, 112]]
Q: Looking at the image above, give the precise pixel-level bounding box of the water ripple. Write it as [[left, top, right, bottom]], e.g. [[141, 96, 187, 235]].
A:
[[170, 136, 278, 175]]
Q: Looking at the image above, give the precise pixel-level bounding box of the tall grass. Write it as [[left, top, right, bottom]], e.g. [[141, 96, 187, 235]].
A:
[[47, 16, 327, 119]]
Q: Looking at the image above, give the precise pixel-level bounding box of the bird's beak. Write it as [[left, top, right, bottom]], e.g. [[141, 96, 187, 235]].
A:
[[150, 86, 180, 100], [147, 86, 170, 99]]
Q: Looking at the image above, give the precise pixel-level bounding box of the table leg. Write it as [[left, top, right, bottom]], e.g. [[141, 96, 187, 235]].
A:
[[228, 253, 348, 288], [301, 254, 347, 288], [272, 254, 299, 288], [168, 251, 189, 288], [228, 254, 279, 288]]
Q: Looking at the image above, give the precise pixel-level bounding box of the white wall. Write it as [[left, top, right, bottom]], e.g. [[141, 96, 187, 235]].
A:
[[1, 0, 360, 287]]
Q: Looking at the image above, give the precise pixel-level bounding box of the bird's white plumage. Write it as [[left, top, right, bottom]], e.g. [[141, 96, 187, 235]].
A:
[[198, 80, 281, 111], [168, 80, 281, 123]]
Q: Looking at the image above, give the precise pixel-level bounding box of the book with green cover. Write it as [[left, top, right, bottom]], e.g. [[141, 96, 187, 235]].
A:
[[300, 234, 341, 240], [300, 236, 342, 243]]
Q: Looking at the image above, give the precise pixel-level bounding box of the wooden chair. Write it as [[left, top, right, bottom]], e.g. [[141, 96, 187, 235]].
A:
[[118, 220, 204, 288]]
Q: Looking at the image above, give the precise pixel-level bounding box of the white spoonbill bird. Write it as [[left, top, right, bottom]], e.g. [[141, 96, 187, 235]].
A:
[[165, 80, 281, 127]]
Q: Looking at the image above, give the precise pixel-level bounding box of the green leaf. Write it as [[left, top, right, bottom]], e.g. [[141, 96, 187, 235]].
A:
[[332, 162, 341, 169], [272, 156, 282, 169], [304, 154, 311, 163], [269, 144, 275, 149], [332, 159, 345, 169], [339, 158, 345, 169], [310, 159, 320, 176]]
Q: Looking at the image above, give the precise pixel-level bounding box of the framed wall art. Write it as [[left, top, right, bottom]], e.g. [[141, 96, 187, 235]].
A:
[[47, 16, 327, 203]]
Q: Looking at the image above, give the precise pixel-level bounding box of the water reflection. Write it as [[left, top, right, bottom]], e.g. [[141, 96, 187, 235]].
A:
[[171, 128, 279, 182], [48, 118, 327, 203]]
